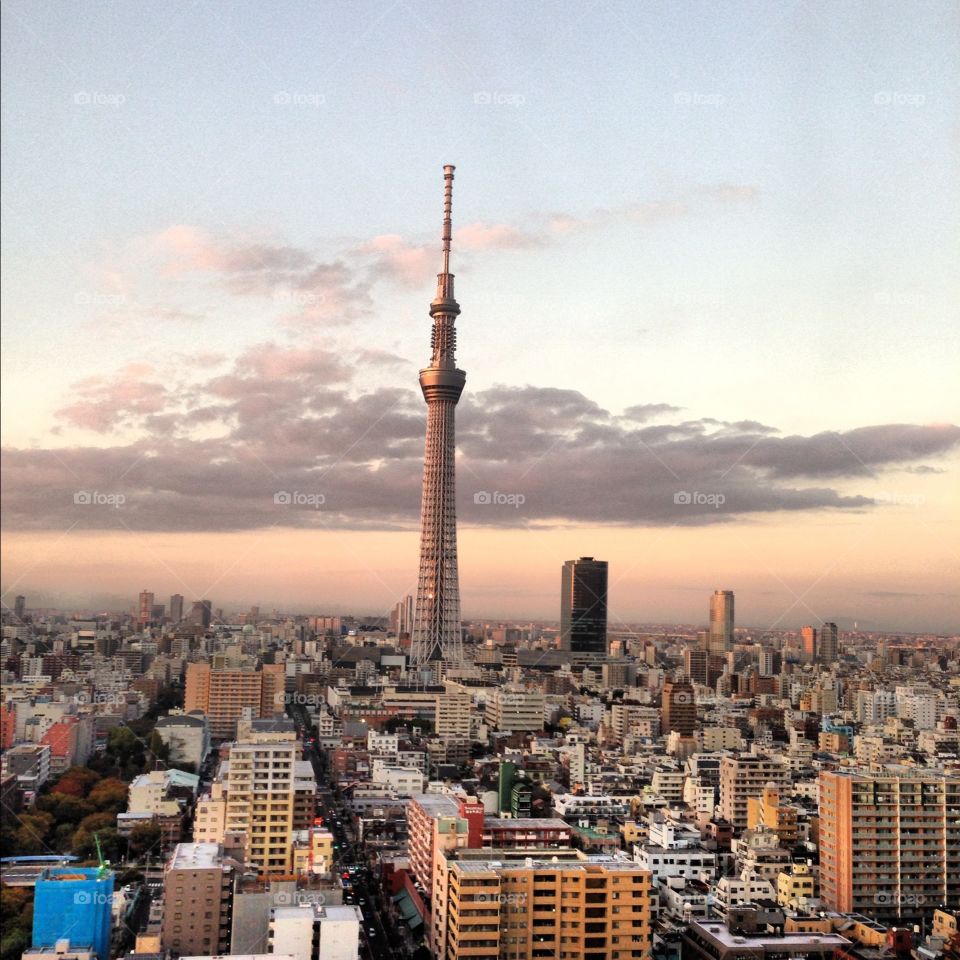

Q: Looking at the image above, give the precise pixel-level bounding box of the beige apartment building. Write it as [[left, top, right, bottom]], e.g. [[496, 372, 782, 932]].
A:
[[487, 687, 546, 733], [223, 719, 308, 875], [718, 754, 789, 830]]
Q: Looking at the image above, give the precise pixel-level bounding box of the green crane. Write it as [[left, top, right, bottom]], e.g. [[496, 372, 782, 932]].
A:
[[93, 832, 111, 879]]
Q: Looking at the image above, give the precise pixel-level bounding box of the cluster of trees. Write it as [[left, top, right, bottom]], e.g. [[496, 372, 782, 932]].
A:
[[1, 886, 33, 960], [84, 725, 171, 781], [1, 686, 189, 862], [0, 765, 132, 860]]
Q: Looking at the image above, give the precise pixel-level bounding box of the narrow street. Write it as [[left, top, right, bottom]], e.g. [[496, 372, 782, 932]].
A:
[[297, 714, 397, 960]]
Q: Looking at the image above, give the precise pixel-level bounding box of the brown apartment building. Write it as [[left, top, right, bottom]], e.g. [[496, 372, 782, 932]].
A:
[[160, 842, 239, 957], [819, 767, 960, 921], [185, 661, 285, 740], [444, 852, 652, 960]]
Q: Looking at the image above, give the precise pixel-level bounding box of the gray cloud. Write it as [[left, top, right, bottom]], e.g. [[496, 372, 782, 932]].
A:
[[3, 362, 957, 533]]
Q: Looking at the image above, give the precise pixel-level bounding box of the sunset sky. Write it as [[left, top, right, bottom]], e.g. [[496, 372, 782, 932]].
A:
[[2, 0, 958, 630]]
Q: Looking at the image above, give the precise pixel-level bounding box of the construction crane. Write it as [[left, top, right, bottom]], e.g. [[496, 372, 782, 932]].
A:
[[93, 832, 111, 879]]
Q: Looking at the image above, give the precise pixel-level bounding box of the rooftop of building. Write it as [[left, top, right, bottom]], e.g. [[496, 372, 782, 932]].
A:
[[453, 853, 644, 874], [155, 712, 207, 728], [248, 717, 296, 733], [37, 866, 113, 882], [168, 842, 222, 870], [483, 818, 570, 829], [687, 921, 852, 949], [411, 793, 461, 815], [271, 904, 363, 922], [181, 955, 296, 960]]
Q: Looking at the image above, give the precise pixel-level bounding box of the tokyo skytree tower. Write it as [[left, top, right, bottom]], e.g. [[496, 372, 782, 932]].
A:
[[410, 165, 466, 671]]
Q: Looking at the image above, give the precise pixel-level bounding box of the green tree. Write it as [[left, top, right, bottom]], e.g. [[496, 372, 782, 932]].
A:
[[0, 926, 30, 960], [36, 792, 95, 824], [128, 821, 162, 858], [53, 821, 76, 851], [72, 825, 123, 862], [12, 812, 54, 854], [88, 778, 129, 813], [50, 766, 101, 797], [78, 812, 117, 834], [147, 730, 171, 768]]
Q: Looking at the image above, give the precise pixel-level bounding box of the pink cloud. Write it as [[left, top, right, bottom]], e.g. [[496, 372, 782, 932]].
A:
[[457, 222, 540, 249], [55, 363, 170, 433], [356, 234, 435, 287]]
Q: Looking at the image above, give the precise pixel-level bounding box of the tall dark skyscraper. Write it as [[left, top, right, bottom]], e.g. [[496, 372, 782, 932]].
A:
[[169, 593, 184, 624], [819, 621, 839, 663], [189, 599, 212, 629], [411, 166, 466, 671], [560, 557, 608, 657], [708, 589, 735, 654], [14, 595, 26, 621]]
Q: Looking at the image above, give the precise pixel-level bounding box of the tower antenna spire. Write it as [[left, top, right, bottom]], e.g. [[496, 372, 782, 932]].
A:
[[442, 163, 455, 275]]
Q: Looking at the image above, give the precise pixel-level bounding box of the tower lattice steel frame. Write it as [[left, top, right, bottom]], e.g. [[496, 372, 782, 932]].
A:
[[410, 164, 466, 670]]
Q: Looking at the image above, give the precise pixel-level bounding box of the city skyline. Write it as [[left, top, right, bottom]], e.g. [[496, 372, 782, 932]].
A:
[[2, 1, 959, 632]]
